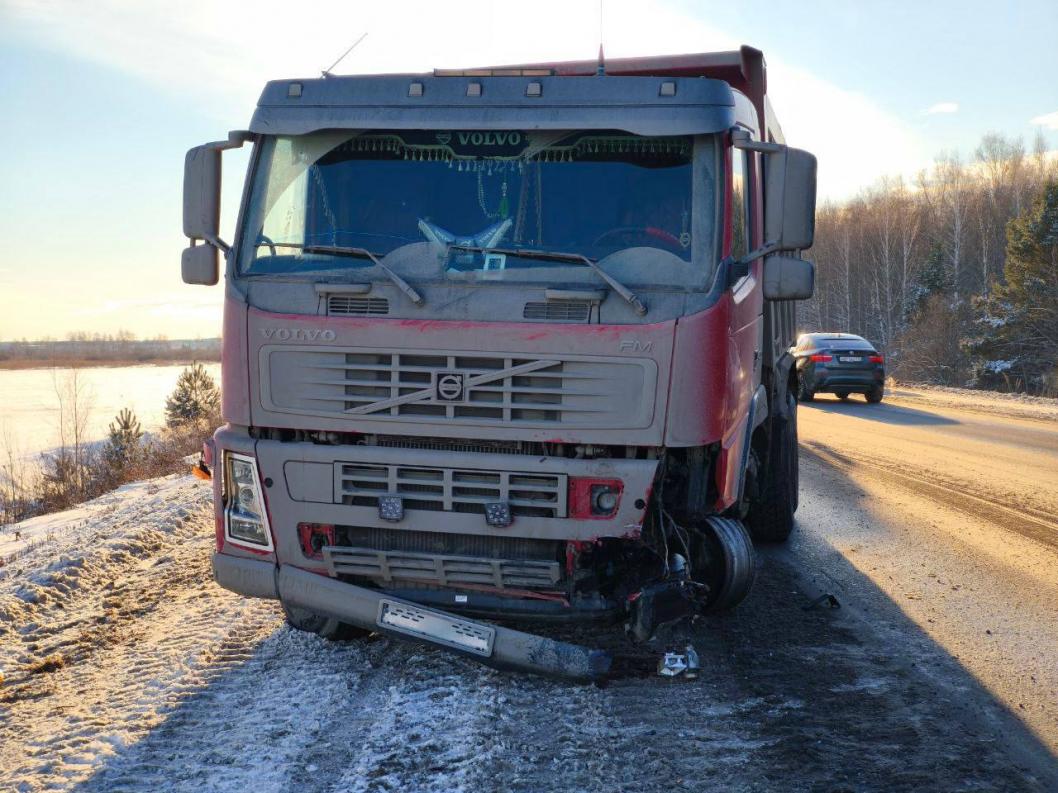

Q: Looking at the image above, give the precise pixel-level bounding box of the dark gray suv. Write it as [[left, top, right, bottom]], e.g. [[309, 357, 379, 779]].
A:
[[792, 333, 885, 403]]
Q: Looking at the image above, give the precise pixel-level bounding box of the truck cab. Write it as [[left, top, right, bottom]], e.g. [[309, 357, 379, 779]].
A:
[[183, 46, 817, 680]]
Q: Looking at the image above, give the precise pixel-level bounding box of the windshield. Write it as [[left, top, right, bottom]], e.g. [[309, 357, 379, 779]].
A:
[[238, 130, 718, 287]]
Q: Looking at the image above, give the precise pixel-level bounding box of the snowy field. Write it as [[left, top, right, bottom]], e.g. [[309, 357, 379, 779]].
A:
[[0, 363, 221, 463]]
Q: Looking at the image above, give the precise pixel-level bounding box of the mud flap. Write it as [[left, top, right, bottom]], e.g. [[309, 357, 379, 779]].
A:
[[276, 565, 612, 682]]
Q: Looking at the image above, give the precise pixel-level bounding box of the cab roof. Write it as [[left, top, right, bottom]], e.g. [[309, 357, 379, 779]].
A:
[[251, 68, 736, 137]]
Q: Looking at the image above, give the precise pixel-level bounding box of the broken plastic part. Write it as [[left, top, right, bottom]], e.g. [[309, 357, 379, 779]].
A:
[[658, 652, 688, 677]]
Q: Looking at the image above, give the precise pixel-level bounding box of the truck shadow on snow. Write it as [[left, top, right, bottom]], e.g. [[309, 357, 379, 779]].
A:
[[802, 395, 960, 426], [68, 474, 1057, 793]]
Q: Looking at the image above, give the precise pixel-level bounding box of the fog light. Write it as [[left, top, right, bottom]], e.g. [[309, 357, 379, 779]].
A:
[[297, 523, 336, 560], [222, 452, 273, 550], [569, 478, 623, 519], [592, 486, 619, 514]]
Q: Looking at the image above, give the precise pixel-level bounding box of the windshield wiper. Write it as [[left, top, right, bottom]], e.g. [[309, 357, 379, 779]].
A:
[[449, 246, 647, 316], [300, 244, 425, 306]]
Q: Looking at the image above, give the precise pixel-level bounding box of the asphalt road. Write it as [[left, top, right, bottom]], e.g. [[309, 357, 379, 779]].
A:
[[794, 390, 1058, 775], [2, 389, 1057, 792]]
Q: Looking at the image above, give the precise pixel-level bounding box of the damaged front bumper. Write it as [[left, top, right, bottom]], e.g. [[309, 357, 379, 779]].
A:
[[212, 552, 612, 682]]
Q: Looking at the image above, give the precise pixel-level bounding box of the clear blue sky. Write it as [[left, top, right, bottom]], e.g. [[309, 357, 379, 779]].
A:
[[1, 0, 1055, 340]]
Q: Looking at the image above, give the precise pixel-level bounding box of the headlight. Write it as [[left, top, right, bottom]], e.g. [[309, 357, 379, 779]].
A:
[[223, 451, 273, 550]]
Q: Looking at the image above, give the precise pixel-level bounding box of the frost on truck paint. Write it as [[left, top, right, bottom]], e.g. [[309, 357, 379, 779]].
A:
[[185, 48, 816, 676]]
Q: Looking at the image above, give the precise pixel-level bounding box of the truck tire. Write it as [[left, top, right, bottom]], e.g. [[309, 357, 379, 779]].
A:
[[746, 391, 798, 543], [866, 386, 884, 404], [698, 516, 757, 611], [282, 601, 371, 641]]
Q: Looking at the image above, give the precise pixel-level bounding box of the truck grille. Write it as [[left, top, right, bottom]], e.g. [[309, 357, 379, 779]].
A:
[[337, 525, 560, 560], [523, 300, 591, 322], [262, 347, 655, 429], [328, 296, 389, 316], [337, 462, 567, 518], [323, 546, 562, 590]]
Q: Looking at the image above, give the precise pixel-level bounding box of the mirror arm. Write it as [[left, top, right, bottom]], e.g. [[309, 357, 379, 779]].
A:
[[206, 130, 253, 152], [725, 241, 781, 286], [730, 129, 782, 153], [739, 241, 781, 264], [203, 233, 231, 255]]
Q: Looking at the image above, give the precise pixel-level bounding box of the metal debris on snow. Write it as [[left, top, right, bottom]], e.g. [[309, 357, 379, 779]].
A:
[[657, 645, 701, 679]]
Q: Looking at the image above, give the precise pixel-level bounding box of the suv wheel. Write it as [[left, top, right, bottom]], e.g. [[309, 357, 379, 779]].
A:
[[797, 379, 814, 402], [866, 386, 884, 404]]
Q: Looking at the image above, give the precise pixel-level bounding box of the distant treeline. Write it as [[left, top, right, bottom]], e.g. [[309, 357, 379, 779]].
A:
[[0, 334, 220, 368], [803, 132, 1058, 396]]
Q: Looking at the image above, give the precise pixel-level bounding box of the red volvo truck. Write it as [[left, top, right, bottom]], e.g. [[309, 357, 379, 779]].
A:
[[182, 46, 816, 681]]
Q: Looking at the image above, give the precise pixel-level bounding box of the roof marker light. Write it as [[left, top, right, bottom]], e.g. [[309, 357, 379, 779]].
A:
[[659, 81, 677, 97], [466, 82, 482, 97], [526, 81, 542, 97], [408, 81, 424, 97], [287, 82, 303, 98]]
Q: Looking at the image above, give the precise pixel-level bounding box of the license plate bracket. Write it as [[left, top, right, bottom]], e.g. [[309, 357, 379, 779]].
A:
[[377, 599, 495, 657]]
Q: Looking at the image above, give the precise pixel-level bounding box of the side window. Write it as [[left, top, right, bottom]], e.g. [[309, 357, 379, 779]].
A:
[[731, 147, 750, 260]]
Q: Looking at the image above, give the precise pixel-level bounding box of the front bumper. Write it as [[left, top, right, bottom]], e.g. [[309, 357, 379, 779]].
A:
[[255, 438, 657, 546], [212, 552, 612, 682]]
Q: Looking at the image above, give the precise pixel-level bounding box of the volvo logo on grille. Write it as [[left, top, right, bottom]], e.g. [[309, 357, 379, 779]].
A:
[[436, 372, 465, 402]]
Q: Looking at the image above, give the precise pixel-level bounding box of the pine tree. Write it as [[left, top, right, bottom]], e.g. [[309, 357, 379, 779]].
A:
[[919, 241, 952, 296], [103, 408, 143, 468], [971, 181, 1058, 393], [164, 363, 220, 427]]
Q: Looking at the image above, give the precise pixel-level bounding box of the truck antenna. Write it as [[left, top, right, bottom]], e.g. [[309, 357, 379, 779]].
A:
[[322, 32, 369, 78], [596, 0, 606, 75]]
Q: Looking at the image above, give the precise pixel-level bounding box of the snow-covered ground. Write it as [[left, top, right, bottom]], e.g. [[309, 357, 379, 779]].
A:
[[886, 381, 1058, 423], [2, 403, 1057, 791]]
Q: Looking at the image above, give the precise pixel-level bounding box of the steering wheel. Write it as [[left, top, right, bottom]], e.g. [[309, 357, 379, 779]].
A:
[[255, 233, 277, 256], [592, 226, 686, 254]]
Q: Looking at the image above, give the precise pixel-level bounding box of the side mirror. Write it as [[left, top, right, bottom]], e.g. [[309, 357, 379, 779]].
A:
[[183, 145, 222, 242], [182, 244, 219, 286], [762, 254, 814, 301], [181, 131, 250, 284], [764, 147, 817, 251]]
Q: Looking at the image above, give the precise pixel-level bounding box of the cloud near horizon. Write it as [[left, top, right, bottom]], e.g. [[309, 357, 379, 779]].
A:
[[925, 101, 959, 115], [5, 0, 928, 201], [1031, 111, 1058, 130]]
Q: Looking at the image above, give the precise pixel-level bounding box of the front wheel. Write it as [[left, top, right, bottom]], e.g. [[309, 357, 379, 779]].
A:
[[282, 601, 372, 641], [865, 386, 884, 404]]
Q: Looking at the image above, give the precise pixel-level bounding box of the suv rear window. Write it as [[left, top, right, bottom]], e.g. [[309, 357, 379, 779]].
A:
[[821, 338, 873, 350]]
